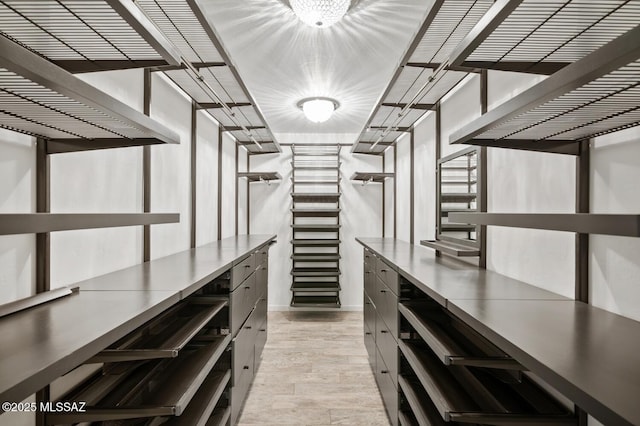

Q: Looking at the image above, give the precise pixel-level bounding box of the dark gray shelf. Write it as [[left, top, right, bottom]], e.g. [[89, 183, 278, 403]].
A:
[[441, 193, 477, 203], [0, 36, 180, 148], [399, 302, 519, 369], [352, 0, 493, 154], [0, 0, 182, 72], [450, 25, 640, 154], [350, 172, 395, 182], [420, 240, 479, 257], [88, 297, 228, 363], [448, 0, 640, 75], [237, 172, 282, 182], [291, 209, 341, 217], [398, 375, 446, 426], [291, 282, 341, 292], [291, 239, 341, 247], [449, 299, 640, 426], [449, 213, 640, 237], [165, 369, 231, 426], [0, 213, 179, 236], [137, 0, 280, 154], [49, 335, 231, 423], [291, 224, 341, 232], [291, 267, 341, 277], [440, 224, 476, 232], [206, 406, 232, 426], [291, 193, 341, 203], [290, 295, 341, 308], [291, 253, 341, 262]]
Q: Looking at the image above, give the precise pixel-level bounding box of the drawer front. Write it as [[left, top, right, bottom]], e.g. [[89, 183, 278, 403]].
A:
[[231, 253, 256, 290], [255, 263, 268, 301], [363, 248, 373, 269], [364, 322, 375, 368], [364, 291, 376, 340], [231, 350, 255, 425], [376, 314, 398, 389], [232, 311, 257, 385], [376, 257, 399, 295], [364, 267, 375, 299], [255, 316, 268, 371], [230, 272, 257, 336], [377, 276, 399, 340], [376, 347, 398, 426], [255, 245, 269, 268]]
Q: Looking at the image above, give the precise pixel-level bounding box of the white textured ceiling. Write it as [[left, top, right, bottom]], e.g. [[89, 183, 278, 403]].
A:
[[200, 0, 432, 138]]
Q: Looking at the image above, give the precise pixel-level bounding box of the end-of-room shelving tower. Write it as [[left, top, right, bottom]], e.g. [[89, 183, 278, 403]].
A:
[[290, 145, 342, 308]]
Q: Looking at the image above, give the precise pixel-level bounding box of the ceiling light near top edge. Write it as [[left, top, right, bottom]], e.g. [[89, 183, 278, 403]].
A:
[[290, 0, 351, 28], [298, 98, 340, 123]]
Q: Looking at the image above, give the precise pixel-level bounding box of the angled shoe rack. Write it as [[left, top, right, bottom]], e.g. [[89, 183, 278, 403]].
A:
[[290, 145, 342, 308]]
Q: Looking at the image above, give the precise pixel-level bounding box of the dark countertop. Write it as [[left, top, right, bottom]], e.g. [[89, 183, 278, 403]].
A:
[[449, 299, 640, 426], [0, 234, 276, 404], [357, 237, 640, 426], [356, 237, 567, 306], [78, 235, 276, 298]]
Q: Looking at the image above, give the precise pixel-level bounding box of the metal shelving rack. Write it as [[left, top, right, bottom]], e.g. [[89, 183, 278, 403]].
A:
[[352, 0, 494, 154], [137, 0, 281, 154], [290, 145, 342, 308]]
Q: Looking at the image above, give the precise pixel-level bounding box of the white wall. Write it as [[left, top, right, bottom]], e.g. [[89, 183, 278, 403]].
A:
[[0, 129, 35, 305], [221, 133, 237, 239], [383, 146, 395, 237], [395, 132, 411, 242], [413, 112, 437, 242], [149, 73, 192, 259], [251, 133, 382, 310], [50, 69, 144, 287], [195, 111, 220, 246], [485, 70, 575, 298], [591, 127, 640, 322]]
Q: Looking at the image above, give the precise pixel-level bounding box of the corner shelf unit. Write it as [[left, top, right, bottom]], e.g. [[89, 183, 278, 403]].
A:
[[450, 24, 640, 154], [448, 0, 640, 75], [237, 172, 282, 183], [350, 172, 395, 183], [136, 0, 281, 154], [290, 145, 342, 308], [353, 0, 494, 154], [0, 35, 180, 150]]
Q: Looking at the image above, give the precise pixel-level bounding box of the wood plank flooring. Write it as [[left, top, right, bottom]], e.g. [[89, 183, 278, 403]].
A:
[[238, 311, 390, 425]]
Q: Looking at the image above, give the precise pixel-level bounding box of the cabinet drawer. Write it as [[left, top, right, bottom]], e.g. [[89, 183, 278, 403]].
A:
[[232, 312, 257, 385], [231, 350, 255, 425], [231, 254, 255, 290], [376, 257, 399, 295], [255, 263, 268, 301], [364, 322, 375, 368], [364, 267, 375, 298], [230, 272, 257, 336], [364, 291, 376, 339], [377, 276, 399, 340], [255, 246, 269, 268], [376, 347, 399, 426], [255, 317, 268, 371], [363, 248, 374, 269], [376, 313, 398, 389]]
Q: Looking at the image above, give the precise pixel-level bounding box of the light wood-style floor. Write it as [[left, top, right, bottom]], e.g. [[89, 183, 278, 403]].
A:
[[238, 311, 390, 426]]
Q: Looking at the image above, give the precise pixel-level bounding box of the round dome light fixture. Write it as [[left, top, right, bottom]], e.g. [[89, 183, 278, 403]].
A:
[[297, 97, 340, 123], [290, 0, 351, 29]]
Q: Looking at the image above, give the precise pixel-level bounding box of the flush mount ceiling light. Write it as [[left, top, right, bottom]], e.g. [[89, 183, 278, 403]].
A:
[[290, 0, 351, 28], [297, 97, 340, 123]]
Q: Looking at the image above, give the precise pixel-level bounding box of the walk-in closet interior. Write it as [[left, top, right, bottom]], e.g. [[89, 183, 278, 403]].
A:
[[1, 0, 639, 425]]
